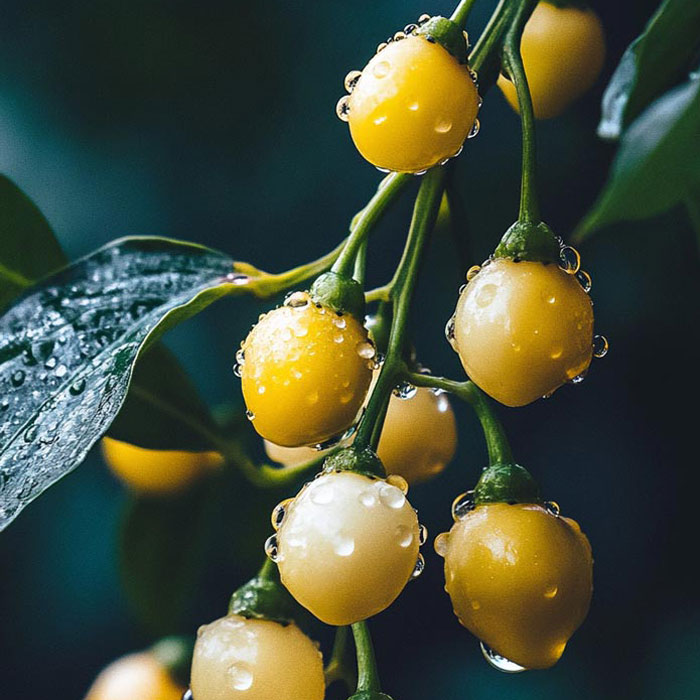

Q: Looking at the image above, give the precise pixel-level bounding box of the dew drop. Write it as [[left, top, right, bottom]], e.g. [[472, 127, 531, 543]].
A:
[[333, 316, 347, 329], [226, 272, 250, 286], [336, 95, 351, 121], [271, 498, 292, 531], [544, 584, 559, 599], [227, 663, 254, 691], [10, 370, 25, 387], [55, 364, 68, 378], [393, 30, 406, 41], [476, 284, 497, 308], [386, 474, 409, 494], [44, 356, 57, 369], [467, 118, 481, 139], [233, 364, 243, 378], [466, 265, 481, 282], [418, 523, 428, 545], [544, 500, 560, 517], [264, 534, 279, 562], [182, 689, 193, 700], [285, 291, 310, 308], [559, 246, 581, 274], [593, 334, 609, 358], [245, 409, 255, 421], [408, 101, 420, 111], [411, 553, 425, 579], [569, 371, 587, 385], [480, 642, 526, 673], [373, 60, 391, 79], [376, 41, 388, 53], [451, 491, 475, 521], [379, 483, 406, 509], [392, 381, 417, 400], [344, 69, 362, 93], [418, 13, 431, 24], [310, 483, 334, 505], [434, 532, 450, 557], [445, 315, 456, 347], [471, 600, 481, 610], [550, 346, 563, 360], [334, 534, 355, 557], [24, 425, 38, 443], [404, 23, 418, 34], [235, 348, 245, 365], [359, 489, 378, 508], [576, 269, 592, 292], [0, 399, 10, 412], [435, 118, 453, 134], [356, 340, 377, 360], [334, 333, 345, 344], [396, 525, 414, 548]]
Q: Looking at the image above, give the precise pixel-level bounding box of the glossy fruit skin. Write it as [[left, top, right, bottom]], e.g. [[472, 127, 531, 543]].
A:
[[275, 471, 420, 625], [85, 652, 184, 700], [191, 614, 325, 700], [348, 35, 480, 172], [438, 503, 592, 669], [452, 258, 594, 407], [101, 437, 222, 494], [240, 293, 373, 447], [265, 386, 457, 484], [497, 1, 605, 119]]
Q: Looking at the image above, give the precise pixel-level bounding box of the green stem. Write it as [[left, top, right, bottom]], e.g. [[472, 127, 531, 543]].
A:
[[324, 626, 357, 689], [352, 621, 381, 693], [257, 556, 278, 582], [353, 238, 368, 285], [685, 190, 700, 255], [332, 172, 412, 278], [469, 0, 510, 74], [0, 261, 33, 289], [450, 0, 480, 29], [406, 372, 513, 466], [502, 0, 540, 223], [355, 168, 446, 451]]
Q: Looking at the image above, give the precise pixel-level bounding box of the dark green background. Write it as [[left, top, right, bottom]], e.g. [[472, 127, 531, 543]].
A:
[[1, 1, 699, 698]]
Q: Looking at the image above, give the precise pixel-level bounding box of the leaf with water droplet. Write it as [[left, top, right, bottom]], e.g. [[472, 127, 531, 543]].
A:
[[0, 236, 249, 530]]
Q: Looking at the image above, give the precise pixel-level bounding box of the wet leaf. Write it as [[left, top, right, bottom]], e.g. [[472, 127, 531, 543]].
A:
[[598, 0, 700, 141], [0, 175, 67, 310], [577, 76, 700, 239], [0, 236, 249, 530], [108, 342, 219, 452]]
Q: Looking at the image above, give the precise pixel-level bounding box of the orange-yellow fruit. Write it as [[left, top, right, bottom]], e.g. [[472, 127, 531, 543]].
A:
[[497, 1, 605, 119], [240, 292, 373, 447], [101, 438, 222, 494], [347, 35, 480, 172], [85, 652, 183, 700], [452, 258, 594, 406], [436, 502, 592, 669]]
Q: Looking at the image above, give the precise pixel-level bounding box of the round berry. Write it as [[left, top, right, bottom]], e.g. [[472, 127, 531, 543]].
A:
[[274, 471, 421, 625], [191, 614, 325, 700], [451, 258, 594, 406], [240, 293, 373, 447], [436, 502, 592, 669]]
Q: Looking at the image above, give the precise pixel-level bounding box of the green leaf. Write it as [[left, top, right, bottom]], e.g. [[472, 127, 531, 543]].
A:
[[598, 0, 700, 141], [120, 477, 219, 636], [0, 175, 67, 310], [107, 342, 219, 452], [0, 236, 248, 530], [577, 76, 700, 239]]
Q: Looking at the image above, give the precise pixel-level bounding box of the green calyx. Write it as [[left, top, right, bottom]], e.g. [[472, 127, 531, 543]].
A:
[[473, 463, 541, 505], [150, 635, 195, 688], [228, 560, 297, 626], [365, 306, 391, 354], [349, 694, 394, 700], [544, 0, 591, 10], [323, 445, 385, 479], [493, 220, 561, 263], [310, 271, 365, 319], [416, 16, 468, 64]]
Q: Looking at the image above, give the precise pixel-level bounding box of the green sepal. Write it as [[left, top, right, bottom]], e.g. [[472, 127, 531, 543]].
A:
[[473, 463, 541, 505], [493, 220, 560, 263], [150, 635, 195, 688], [349, 693, 394, 700], [323, 445, 385, 479], [416, 16, 468, 64], [310, 271, 365, 319], [228, 563, 297, 626], [544, 0, 590, 9]]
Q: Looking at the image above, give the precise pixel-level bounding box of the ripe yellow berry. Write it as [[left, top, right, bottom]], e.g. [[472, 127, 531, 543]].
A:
[[274, 471, 421, 625], [497, 1, 605, 119], [101, 438, 222, 494], [346, 36, 480, 172], [452, 258, 594, 407], [240, 292, 373, 447], [436, 502, 592, 669], [85, 652, 183, 700], [191, 614, 325, 700]]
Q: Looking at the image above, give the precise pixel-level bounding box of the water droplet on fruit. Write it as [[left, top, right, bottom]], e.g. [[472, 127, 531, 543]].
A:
[[285, 291, 309, 308], [408, 101, 419, 111], [393, 31, 406, 41], [467, 118, 481, 138], [559, 246, 581, 274], [356, 340, 377, 360], [445, 315, 456, 347], [435, 118, 452, 133], [418, 523, 428, 545], [311, 483, 334, 505], [411, 553, 425, 579], [11, 370, 25, 387], [466, 265, 481, 281], [550, 346, 563, 359], [396, 525, 414, 548], [576, 269, 592, 292], [386, 474, 409, 494], [334, 534, 355, 556], [379, 483, 405, 509], [245, 410, 255, 421], [336, 95, 351, 121], [480, 642, 526, 673], [264, 534, 279, 562], [452, 491, 475, 521], [404, 23, 418, 34], [271, 498, 292, 530], [182, 689, 193, 700], [476, 284, 497, 307], [373, 60, 391, 79], [376, 42, 388, 53], [593, 334, 609, 358], [545, 500, 560, 517], [569, 371, 587, 384], [227, 663, 254, 691], [359, 489, 378, 508], [544, 584, 558, 598], [344, 70, 362, 93], [393, 381, 417, 399], [434, 532, 450, 556], [418, 13, 431, 24], [333, 316, 347, 329]]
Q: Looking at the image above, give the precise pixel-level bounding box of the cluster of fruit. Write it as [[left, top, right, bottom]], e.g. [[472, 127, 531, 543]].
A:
[[91, 2, 607, 698]]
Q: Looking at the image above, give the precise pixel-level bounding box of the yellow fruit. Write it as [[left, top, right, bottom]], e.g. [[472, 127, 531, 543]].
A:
[[347, 36, 480, 172], [265, 383, 457, 484], [436, 502, 592, 669], [191, 614, 325, 700], [452, 258, 594, 407], [274, 471, 421, 625], [240, 292, 373, 447], [497, 1, 605, 119], [101, 437, 222, 494], [85, 652, 183, 700]]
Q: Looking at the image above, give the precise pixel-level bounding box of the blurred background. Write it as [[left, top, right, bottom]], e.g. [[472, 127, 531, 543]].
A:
[[1, 0, 699, 698]]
